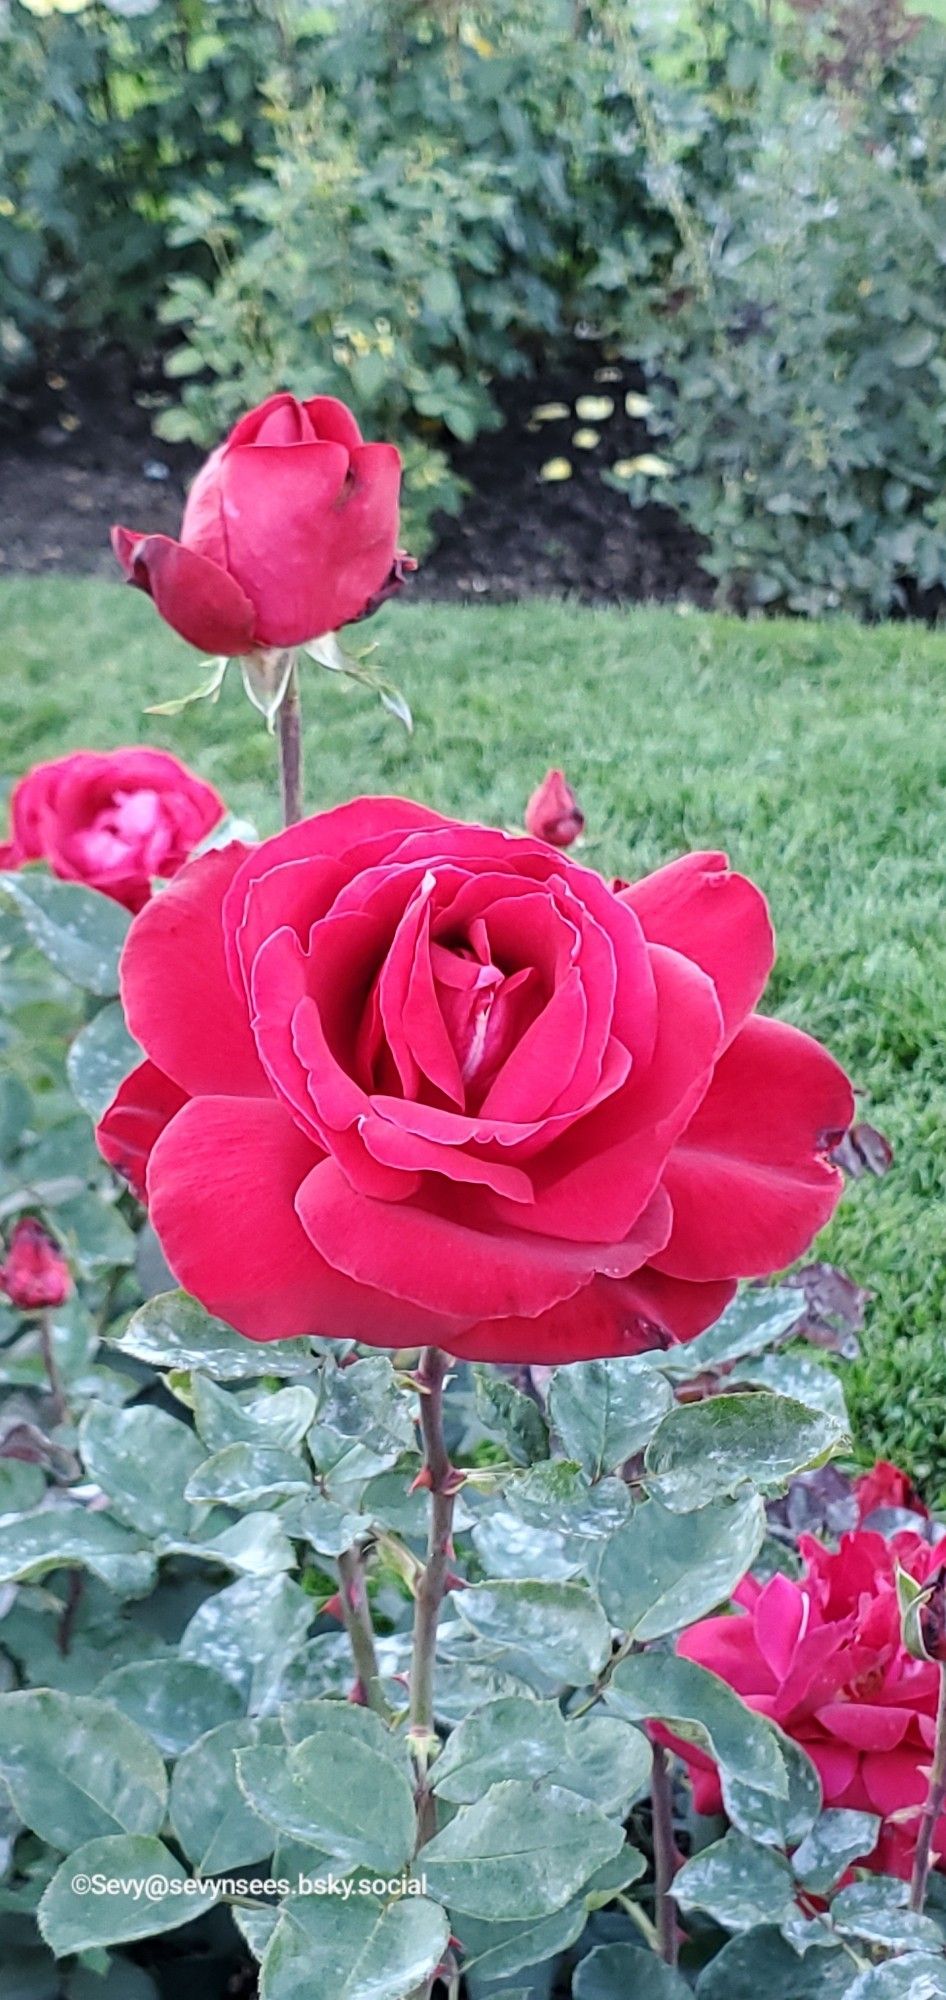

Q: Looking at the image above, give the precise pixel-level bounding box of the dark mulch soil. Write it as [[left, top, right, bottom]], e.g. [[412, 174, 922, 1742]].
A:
[[0, 349, 202, 579], [413, 348, 712, 609], [0, 344, 713, 606]]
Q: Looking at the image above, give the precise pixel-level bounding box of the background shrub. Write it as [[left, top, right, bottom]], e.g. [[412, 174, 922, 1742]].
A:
[[623, 60, 946, 615]]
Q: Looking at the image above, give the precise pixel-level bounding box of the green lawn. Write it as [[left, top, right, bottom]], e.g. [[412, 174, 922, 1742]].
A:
[[2, 577, 945, 1489]]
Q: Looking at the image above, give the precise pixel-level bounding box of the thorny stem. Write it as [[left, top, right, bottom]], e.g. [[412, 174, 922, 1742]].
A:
[[911, 1662, 946, 1912], [336, 1544, 390, 1721], [409, 1347, 456, 1847], [277, 660, 304, 825], [651, 1741, 680, 1966]]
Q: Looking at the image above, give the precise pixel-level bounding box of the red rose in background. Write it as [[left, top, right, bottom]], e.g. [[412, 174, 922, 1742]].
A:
[[0, 749, 224, 914], [855, 1460, 929, 1523], [525, 770, 585, 848], [112, 393, 405, 657], [0, 1218, 71, 1310], [97, 799, 852, 1358], [664, 1523, 946, 1878]]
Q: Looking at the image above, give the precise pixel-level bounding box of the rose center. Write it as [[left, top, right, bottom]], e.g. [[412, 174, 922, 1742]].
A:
[[430, 927, 538, 1105], [79, 789, 167, 875]]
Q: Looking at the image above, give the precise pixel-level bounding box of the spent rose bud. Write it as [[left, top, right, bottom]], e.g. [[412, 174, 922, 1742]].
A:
[[0, 1219, 71, 1311], [524, 769, 585, 847], [919, 1567, 946, 1663], [112, 392, 407, 656], [0, 748, 224, 914]]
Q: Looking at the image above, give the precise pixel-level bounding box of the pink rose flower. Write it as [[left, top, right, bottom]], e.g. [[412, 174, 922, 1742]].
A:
[[0, 749, 224, 913], [112, 393, 405, 656], [96, 799, 852, 1358], [666, 1523, 946, 1879]]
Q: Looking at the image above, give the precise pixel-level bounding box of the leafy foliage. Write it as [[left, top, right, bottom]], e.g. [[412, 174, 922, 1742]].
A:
[[0, 0, 323, 388], [1, 852, 915, 1996]]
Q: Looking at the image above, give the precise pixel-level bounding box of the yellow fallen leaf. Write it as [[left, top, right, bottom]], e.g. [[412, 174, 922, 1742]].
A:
[[575, 395, 615, 422], [460, 22, 495, 55], [572, 428, 600, 450], [624, 391, 653, 417], [612, 454, 673, 478], [532, 403, 571, 422], [539, 458, 573, 482]]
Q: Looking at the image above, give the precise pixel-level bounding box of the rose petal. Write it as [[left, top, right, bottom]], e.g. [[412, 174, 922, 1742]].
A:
[[814, 1704, 913, 1752], [295, 1160, 671, 1323], [861, 1748, 929, 1818], [653, 1014, 854, 1280], [97, 1060, 188, 1201], [121, 843, 269, 1098], [147, 1094, 453, 1345], [753, 1573, 811, 1683], [218, 439, 351, 645], [490, 942, 723, 1243], [111, 530, 257, 656], [305, 395, 364, 453], [620, 851, 774, 1047]]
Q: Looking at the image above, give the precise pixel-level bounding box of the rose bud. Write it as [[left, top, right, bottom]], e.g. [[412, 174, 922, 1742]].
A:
[[856, 1459, 929, 1525], [524, 769, 585, 847], [112, 393, 407, 656], [0, 1218, 72, 1311], [0, 748, 223, 913]]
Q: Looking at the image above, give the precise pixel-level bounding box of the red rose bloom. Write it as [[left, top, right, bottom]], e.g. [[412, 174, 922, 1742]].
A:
[[666, 1527, 946, 1879], [525, 770, 585, 848], [96, 799, 852, 1358], [0, 749, 224, 914], [0, 1218, 71, 1310], [112, 393, 404, 657]]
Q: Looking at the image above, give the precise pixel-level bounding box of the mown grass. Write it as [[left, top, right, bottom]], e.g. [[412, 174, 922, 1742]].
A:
[[2, 578, 945, 1488]]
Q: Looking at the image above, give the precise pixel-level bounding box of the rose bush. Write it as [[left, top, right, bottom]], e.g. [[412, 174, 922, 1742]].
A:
[[666, 1517, 946, 1879], [112, 392, 405, 656], [0, 747, 223, 912], [96, 796, 853, 1358]]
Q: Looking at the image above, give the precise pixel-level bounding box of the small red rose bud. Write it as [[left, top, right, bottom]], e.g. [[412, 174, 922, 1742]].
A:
[[0, 1219, 72, 1311], [524, 769, 585, 848], [321, 1592, 345, 1623]]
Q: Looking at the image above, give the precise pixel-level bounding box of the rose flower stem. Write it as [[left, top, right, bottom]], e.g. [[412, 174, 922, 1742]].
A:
[[39, 1310, 68, 1427], [409, 1346, 456, 1844], [277, 658, 304, 825], [911, 1661, 946, 1911], [336, 1544, 391, 1720], [651, 1741, 680, 1965]]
